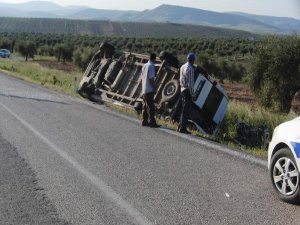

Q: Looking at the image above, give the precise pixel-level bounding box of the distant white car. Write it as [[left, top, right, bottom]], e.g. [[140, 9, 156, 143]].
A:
[[268, 117, 300, 203]]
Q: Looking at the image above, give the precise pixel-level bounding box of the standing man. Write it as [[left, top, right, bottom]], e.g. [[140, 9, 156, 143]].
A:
[[177, 53, 196, 134], [141, 53, 160, 128]]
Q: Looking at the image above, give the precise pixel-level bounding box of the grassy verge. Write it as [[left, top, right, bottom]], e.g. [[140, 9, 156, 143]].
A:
[[0, 58, 82, 96], [218, 101, 297, 158], [1, 58, 297, 159]]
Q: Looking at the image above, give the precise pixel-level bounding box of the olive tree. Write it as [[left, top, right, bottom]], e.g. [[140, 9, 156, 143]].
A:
[[250, 35, 300, 113], [0, 37, 11, 50], [17, 41, 36, 61], [54, 44, 73, 63], [73, 47, 95, 70]]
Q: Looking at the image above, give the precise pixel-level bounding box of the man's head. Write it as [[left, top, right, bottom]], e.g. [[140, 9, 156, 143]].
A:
[[187, 53, 196, 64], [150, 53, 156, 62]]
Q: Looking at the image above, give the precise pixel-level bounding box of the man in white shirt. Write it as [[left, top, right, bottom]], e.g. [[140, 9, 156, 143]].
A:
[[141, 53, 160, 128], [177, 53, 196, 134]]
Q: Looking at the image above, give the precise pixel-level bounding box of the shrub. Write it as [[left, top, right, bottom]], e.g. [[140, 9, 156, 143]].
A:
[[217, 101, 296, 143], [249, 35, 300, 113]]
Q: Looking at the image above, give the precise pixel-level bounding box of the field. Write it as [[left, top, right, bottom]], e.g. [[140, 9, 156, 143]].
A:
[[222, 82, 255, 105], [222, 81, 300, 112], [35, 59, 76, 73], [0, 17, 256, 38]]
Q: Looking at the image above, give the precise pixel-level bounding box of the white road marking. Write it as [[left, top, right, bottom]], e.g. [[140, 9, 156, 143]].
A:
[[0, 102, 153, 225]]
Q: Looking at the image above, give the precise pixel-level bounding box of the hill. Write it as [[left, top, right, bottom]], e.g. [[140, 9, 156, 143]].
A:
[[0, 17, 257, 39], [0, 1, 299, 34], [127, 5, 278, 33], [69, 9, 138, 20], [229, 12, 300, 33], [0, 1, 87, 18]]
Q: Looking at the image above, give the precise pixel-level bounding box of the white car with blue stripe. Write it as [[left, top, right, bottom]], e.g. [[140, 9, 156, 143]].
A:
[[268, 116, 300, 203]]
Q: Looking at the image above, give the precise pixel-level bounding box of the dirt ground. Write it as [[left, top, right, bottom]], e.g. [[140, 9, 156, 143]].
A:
[[222, 81, 256, 105], [35, 60, 76, 72], [222, 81, 300, 112]]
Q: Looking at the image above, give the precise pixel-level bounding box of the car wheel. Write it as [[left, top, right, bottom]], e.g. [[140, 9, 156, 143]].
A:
[[270, 147, 300, 204], [78, 82, 95, 98], [159, 51, 178, 67], [161, 79, 180, 103], [134, 101, 143, 113], [100, 42, 115, 58]]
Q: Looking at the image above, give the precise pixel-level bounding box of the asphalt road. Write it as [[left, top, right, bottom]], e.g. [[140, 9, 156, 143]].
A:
[[0, 72, 299, 225]]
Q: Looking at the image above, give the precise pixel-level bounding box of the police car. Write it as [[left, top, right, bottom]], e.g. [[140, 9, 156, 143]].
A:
[[268, 116, 300, 203]]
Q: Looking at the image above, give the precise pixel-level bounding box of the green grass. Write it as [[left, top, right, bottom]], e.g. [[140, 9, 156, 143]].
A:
[[33, 55, 57, 61], [216, 101, 298, 158], [1, 57, 297, 160], [219, 101, 296, 141], [0, 58, 82, 96]]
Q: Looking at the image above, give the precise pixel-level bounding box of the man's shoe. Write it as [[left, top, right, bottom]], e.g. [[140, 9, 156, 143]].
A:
[[149, 124, 161, 128], [177, 125, 181, 132], [142, 122, 149, 127], [179, 129, 191, 134]]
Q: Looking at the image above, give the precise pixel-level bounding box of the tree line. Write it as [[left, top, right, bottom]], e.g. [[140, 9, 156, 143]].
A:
[[0, 33, 255, 81], [0, 18, 256, 39]]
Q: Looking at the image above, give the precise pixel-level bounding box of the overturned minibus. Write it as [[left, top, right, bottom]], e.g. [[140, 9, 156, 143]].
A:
[[78, 42, 229, 135]]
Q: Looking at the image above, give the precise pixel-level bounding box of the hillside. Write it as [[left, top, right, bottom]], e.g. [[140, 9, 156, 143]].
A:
[[0, 1, 88, 17], [0, 18, 257, 38], [128, 5, 278, 33], [229, 12, 300, 33], [69, 9, 138, 20], [0, 1, 299, 34]]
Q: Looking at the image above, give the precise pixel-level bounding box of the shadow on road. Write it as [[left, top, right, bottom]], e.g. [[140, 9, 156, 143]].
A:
[[0, 93, 71, 105]]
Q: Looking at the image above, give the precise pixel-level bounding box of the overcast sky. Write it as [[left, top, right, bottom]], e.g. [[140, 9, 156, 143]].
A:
[[2, 0, 300, 19]]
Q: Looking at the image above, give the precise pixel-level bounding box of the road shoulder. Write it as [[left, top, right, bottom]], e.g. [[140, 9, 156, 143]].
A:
[[0, 134, 71, 225]]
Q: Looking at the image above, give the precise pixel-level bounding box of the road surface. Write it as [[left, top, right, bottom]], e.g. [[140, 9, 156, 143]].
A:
[[0, 72, 299, 225]]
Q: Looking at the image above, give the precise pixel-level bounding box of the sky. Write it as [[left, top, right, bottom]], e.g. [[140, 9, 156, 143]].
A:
[[1, 0, 300, 19]]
